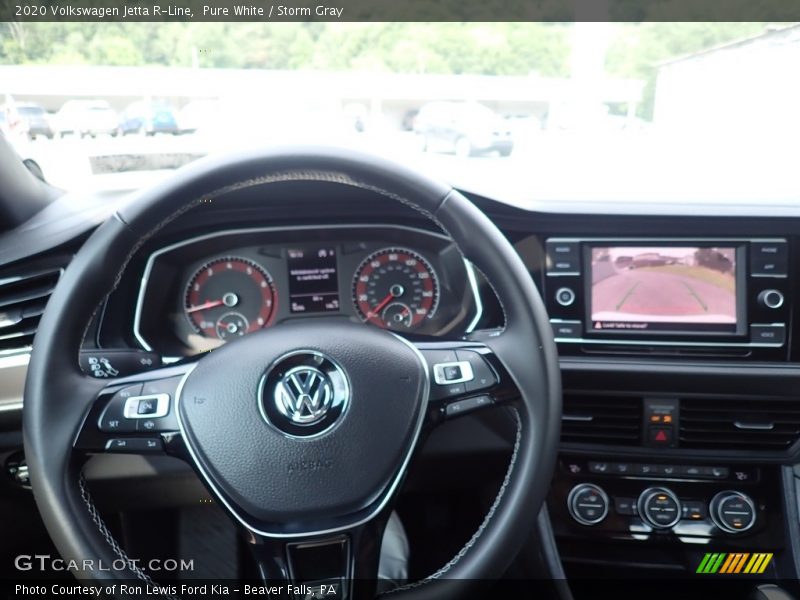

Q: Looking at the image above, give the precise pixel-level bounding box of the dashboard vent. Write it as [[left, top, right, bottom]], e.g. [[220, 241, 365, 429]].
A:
[[561, 394, 643, 446], [680, 398, 800, 450], [0, 268, 62, 353]]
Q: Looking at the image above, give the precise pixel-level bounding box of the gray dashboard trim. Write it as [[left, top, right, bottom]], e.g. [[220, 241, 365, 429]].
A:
[[132, 223, 483, 353], [0, 351, 29, 413]]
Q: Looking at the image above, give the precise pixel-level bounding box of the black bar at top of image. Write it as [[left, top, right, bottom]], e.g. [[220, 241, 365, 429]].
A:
[[1, 0, 800, 22]]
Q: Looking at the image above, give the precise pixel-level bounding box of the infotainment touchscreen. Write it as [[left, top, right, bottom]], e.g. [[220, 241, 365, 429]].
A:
[[588, 246, 739, 334]]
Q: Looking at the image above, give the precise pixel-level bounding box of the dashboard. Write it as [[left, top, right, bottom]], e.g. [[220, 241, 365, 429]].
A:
[[132, 224, 482, 356], [3, 170, 800, 587]]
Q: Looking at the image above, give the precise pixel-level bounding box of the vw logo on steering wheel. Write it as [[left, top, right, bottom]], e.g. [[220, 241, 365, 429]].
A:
[[259, 351, 350, 438], [274, 366, 334, 425]]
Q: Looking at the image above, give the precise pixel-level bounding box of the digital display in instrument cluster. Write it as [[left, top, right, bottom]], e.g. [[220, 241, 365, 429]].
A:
[[287, 246, 340, 313]]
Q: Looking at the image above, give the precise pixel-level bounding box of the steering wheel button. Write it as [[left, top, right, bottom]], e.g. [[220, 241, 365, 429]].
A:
[[432, 361, 473, 385], [137, 398, 157, 415], [431, 382, 466, 400], [443, 365, 462, 380], [455, 350, 498, 392], [106, 438, 163, 454], [98, 412, 137, 433], [445, 395, 493, 418], [113, 383, 143, 400], [98, 385, 143, 433], [123, 393, 169, 419], [142, 375, 183, 398]]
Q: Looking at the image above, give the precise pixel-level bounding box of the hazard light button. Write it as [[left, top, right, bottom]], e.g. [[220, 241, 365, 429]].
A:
[[648, 427, 673, 446]]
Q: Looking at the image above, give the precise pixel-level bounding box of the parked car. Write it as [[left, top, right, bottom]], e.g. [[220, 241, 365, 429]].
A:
[[1, 103, 54, 140], [177, 99, 220, 134], [54, 100, 119, 138], [119, 101, 180, 135], [413, 101, 514, 157]]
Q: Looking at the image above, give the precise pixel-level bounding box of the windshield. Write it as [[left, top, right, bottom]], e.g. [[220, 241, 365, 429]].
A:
[[1, 22, 797, 201]]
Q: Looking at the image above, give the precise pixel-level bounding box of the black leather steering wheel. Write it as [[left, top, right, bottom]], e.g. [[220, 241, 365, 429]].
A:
[[23, 146, 561, 599]]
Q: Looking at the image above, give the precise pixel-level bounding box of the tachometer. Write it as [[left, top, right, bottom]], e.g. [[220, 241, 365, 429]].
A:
[[353, 247, 439, 330], [184, 257, 276, 340]]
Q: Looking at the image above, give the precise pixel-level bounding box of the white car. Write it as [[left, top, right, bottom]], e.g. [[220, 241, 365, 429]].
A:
[[54, 100, 120, 138]]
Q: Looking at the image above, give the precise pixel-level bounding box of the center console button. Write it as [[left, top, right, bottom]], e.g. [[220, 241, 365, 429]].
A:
[[681, 500, 708, 521], [682, 465, 704, 478], [750, 323, 786, 345], [546, 240, 581, 274], [588, 461, 610, 474], [612, 462, 632, 475], [550, 320, 582, 339], [567, 483, 609, 525], [614, 497, 637, 516], [750, 241, 787, 276], [637, 464, 658, 476], [638, 487, 682, 529]]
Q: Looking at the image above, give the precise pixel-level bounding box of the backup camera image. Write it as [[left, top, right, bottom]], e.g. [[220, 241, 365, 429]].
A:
[[590, 246, 737, 332]]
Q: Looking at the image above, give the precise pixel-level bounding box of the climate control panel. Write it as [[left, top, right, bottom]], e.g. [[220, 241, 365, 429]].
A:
[[564, 482, 757, 536]]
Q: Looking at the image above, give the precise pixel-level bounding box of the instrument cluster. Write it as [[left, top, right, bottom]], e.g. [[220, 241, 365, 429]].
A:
[[134, 225, 481, 355]]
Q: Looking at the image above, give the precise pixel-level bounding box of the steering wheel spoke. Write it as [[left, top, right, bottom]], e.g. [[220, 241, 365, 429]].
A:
[[73, 363, 194, 458], [414, 338, 520, 426], [243, 517, 388, 600]]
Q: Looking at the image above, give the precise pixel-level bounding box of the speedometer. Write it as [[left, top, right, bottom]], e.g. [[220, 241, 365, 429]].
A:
[[184, 257, 277, 340], [352, 247, 439, 330]]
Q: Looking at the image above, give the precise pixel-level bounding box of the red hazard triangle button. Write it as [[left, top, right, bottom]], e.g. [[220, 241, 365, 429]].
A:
[[649, 427, 672, 445]]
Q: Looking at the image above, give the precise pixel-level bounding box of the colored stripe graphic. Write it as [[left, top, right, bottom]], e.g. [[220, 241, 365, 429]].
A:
[[696, 553, 713, 573], [719, 554, 737, 574], [697, 552, 773, 574], [733, 553, 750, 573]]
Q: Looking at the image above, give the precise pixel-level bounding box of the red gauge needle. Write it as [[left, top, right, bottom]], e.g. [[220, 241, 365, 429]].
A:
[[186, 299, 224, 313], [369, 293, 395, 318]]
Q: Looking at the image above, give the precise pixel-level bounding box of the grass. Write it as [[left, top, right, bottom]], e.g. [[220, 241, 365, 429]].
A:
[[635, 264, 736, 293]]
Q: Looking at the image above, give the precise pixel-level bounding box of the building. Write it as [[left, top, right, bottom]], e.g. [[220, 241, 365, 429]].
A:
[[654, 24, 800, 135]]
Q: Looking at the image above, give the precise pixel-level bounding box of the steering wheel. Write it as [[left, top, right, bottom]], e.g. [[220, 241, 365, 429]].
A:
[[23, 147, 561, 599]]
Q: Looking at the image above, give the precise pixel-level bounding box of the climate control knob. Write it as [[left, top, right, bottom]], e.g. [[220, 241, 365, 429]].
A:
[[638, 487, 682, 529], [710, 491, 757, 533], [567, 483, 609, 525]]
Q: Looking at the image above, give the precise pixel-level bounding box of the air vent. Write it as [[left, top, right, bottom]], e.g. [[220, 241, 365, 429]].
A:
[[561, 394, 643, 446], [680, 398, 800, 451], [0, 268, 62, 353]]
